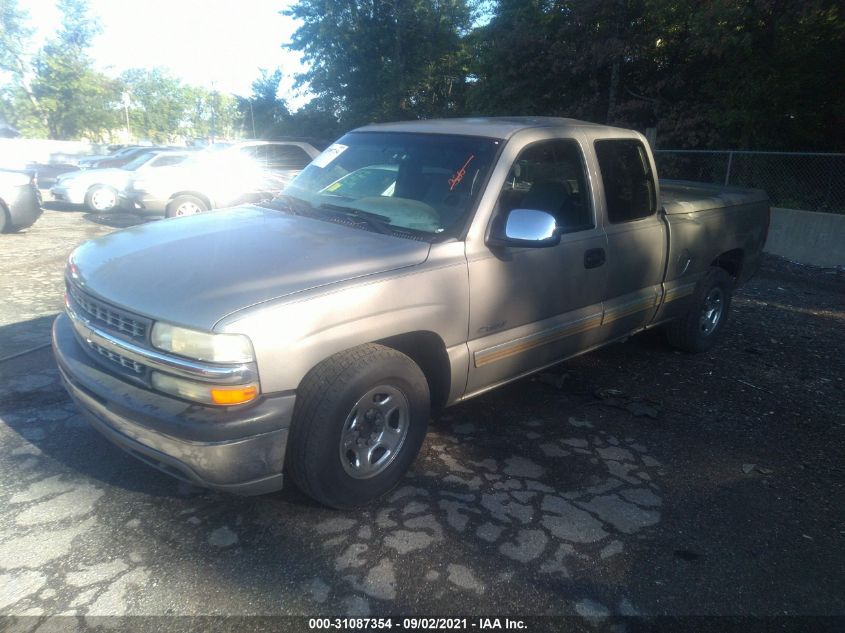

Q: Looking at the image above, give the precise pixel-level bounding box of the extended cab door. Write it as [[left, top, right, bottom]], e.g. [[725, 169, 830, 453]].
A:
[[465, 138, 608, 395], [592, 138, 667, 337]]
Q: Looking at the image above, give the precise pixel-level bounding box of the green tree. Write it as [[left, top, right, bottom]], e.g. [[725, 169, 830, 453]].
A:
[[0, 0, 34, 83], [120, 68, 191, 142], [237, 69, 290, 138], [188, 87, 239, 140], [0, 0, 40, 132], [32, 0, 122, 139], [465, 0, 844, 150], [118, 69, 240, 142], [286, 0, 474, 129], [286, 99, 343, 139], [1, 0, 121, 139]]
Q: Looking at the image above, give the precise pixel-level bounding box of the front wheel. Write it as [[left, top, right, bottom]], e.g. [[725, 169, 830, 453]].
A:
[[165, 195, 208, 218], [666, 267, 734, 353], [287, 344, 430, 508], [85, 185, 118, 212]]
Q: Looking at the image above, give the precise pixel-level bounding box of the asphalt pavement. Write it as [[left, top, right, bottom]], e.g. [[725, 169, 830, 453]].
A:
[[0, 207, 843, 629]]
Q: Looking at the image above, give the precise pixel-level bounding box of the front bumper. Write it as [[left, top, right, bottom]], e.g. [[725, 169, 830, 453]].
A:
[[50, 185, 86, 205], [52, 313, 293, 495]]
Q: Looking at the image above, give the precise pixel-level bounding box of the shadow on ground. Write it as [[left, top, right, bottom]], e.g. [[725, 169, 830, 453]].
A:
[[0, 257, 842, 618]]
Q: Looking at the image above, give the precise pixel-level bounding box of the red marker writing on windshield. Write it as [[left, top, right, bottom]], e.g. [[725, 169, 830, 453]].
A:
[[448, 154, 475, 191]]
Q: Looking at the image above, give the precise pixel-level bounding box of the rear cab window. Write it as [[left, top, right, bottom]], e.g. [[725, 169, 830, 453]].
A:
[[594, 139, 657, 223]]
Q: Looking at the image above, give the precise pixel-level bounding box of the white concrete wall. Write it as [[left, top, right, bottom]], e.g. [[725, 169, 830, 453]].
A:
[[0, 138, 102, 169], [764, 207, 845, 268]]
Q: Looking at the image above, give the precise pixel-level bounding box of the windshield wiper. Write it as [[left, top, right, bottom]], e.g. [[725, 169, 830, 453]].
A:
[[318, 203, 395, 235], [263, 194, 313, 216]]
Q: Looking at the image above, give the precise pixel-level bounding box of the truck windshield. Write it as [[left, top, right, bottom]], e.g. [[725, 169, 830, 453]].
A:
[[281, 132, 500, 239]]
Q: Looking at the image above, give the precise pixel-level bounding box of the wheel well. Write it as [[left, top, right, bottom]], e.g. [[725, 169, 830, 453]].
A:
[[0, 199, 9, 231], [169, 191, 212, 209], [712, 249, 744, 279], [376, 331, 451, 411]]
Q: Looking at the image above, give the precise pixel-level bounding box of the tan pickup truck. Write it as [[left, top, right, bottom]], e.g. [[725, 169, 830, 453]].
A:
[[53, 117, 770, 508]]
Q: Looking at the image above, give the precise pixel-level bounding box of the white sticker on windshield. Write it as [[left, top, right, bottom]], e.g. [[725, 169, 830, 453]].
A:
[[311, 143, 348, 168]]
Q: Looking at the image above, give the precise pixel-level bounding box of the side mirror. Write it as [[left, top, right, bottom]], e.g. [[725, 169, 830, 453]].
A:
[[488, 208, 560, 248]]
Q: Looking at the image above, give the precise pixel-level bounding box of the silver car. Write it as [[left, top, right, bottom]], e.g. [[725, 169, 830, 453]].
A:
[[51, 150, 193, 212], [120, 141, 321, 217]]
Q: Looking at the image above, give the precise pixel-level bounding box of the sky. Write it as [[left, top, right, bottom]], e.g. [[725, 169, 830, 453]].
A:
[[23, 0, 312, 108]]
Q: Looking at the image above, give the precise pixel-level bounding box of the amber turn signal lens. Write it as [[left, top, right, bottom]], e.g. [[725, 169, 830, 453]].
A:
[[210, 385, 258, 405]]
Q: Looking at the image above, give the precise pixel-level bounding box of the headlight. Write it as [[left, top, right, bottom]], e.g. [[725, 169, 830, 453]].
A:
[[150, 322, 254, 363]]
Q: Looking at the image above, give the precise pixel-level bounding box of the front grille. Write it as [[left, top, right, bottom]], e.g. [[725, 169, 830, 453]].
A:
[[88, 341, 145, 375], [67, 282, 148, 341]]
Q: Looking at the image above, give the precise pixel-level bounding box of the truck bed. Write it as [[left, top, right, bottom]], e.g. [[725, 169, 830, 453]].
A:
[[660, 179, 768, 215], [653, 178, 770, 328]]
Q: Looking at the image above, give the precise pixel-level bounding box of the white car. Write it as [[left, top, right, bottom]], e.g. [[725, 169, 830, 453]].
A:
[[121, 141, 320, 217], [51, 151, 193, 211]]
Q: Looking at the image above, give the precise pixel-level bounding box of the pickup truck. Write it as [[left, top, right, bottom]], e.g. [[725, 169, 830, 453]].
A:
[[52, 117, 770, 508]]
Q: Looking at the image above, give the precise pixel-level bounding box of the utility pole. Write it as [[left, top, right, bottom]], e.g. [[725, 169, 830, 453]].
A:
[[122, 92, 131, 142], [210, 81, 217, 144]]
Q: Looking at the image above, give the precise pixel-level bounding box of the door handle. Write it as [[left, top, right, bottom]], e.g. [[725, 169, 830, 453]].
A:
[[584, 248, 606, 269]]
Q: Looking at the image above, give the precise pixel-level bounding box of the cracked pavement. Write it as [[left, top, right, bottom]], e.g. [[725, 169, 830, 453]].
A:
[[0, 207, 843, 624]]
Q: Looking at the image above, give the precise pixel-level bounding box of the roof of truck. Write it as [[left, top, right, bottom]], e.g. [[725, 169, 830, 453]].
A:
[[355, 117, 634, 139]]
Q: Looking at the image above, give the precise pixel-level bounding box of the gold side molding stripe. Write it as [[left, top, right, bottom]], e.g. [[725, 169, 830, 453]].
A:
[[474, 314, 602, 368], [474, 282, 697, 369], [664, 282, 696, 302], [602, 296, 658, 325]]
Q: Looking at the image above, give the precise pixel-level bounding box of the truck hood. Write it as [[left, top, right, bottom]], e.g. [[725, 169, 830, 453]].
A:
[[69, 205, 431, 330]]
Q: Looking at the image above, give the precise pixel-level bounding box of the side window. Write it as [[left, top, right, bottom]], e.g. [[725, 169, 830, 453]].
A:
[[240, 145, 266, 165], [149, 155, 186, 168], [594, 139, 656, 223], [498, 139, 594, 233], [266, 144, 312, 169]]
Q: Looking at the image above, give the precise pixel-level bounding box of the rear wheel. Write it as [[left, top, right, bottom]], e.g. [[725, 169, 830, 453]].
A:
[[0, 205, 8, 233], [84, 185, 118, 212], [666, 267, 734, 353], [165, 195, 208, 218], [287, 344, 430, 508]]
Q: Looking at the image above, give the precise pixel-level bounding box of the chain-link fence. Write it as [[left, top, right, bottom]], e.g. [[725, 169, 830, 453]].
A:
[[653, 150, 845, 214]]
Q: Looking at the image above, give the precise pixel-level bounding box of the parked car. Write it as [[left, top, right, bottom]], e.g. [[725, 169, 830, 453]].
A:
[[0, 169, 42, 232], [120, 141, 320, 217], [51, 151, 194, 211], [53, 117, 770, 508], [77, 145, 143, 169], [87, 145, 185, 170]]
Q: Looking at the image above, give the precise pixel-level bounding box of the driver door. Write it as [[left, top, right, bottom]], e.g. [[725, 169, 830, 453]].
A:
[[465, 139, 608, 395]]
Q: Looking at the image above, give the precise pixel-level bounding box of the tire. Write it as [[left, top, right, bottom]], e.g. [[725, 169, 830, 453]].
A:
[[287, 343, 430, 509], [0, 205, 8, 233], [165, 195, 208, 218], [666, 267, 734, 353], [84, 185, 119, 212]]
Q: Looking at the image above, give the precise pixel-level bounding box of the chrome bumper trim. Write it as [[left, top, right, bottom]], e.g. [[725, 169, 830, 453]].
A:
[[66, 305, 257, 385]]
